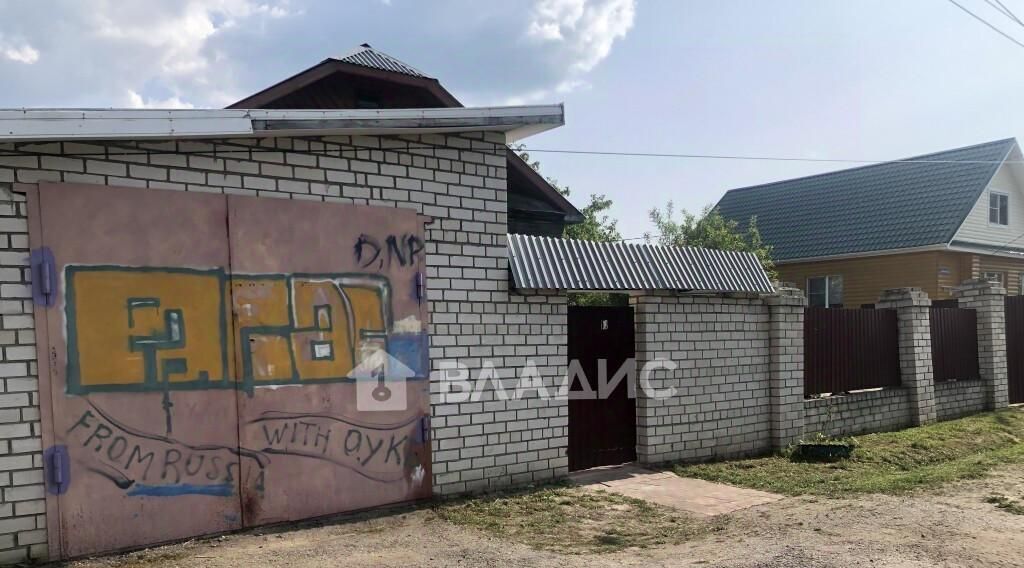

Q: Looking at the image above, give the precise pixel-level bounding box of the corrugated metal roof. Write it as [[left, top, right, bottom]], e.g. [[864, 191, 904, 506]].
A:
[[336, 44, 429, 78], [716, 138, 1017, 261], [507, 234, 774, 294]]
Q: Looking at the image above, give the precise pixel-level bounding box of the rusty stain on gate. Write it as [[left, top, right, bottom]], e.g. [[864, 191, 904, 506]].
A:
[[29, 183, 431, 559]]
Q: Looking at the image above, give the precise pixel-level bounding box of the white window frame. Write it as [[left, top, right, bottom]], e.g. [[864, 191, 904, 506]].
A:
[[989, 190, 1009, 227], [982, 271, 1004, 286], [806, 275, 842, 308]]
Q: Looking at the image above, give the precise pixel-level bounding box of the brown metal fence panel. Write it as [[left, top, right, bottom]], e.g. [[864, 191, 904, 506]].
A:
[[929, 307, 979, 382], [1006, 296, 1024, 403], [804, 307, 900, 396]]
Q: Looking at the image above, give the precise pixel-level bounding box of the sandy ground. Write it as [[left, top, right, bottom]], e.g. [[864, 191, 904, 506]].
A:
[[67, 466, 1024, 568]]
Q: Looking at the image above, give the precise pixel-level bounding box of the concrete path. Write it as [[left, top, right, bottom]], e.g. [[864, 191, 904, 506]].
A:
[[569, 463, 782, 516]]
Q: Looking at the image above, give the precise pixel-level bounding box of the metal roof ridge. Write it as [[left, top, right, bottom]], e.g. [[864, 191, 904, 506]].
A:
[[719, 137, 1019, 198]]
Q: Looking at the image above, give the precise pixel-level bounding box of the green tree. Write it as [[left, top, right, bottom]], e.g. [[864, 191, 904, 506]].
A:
[[515, 146, 625, 306], [561, 190, 621, 242], [647, 202, 776, 278]]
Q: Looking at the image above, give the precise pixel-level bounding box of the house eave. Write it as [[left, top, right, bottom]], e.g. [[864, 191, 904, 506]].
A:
[[948, 240, 1024, 258], [0, 105, 564, 143], [774, 244, 950, 264]]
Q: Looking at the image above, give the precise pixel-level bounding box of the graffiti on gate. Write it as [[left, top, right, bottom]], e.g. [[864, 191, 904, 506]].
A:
[[56, 263, 428, 499], [51, 403, 428, 497], [55, 403, 269, 497], [246, 411, 428, 484], [64, 266, 429, 398], [65, 267, 230, 395], [353, 233, 425, 270]]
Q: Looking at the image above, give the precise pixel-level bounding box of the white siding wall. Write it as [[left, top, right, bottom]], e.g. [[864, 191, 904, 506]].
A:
[[954, 153, 1024, 247]]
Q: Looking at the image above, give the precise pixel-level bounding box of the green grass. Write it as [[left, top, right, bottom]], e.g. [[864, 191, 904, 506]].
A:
[[986, 494, 1024, 515], [434, 483, 718, 554], [674, 408, 1024, 497]]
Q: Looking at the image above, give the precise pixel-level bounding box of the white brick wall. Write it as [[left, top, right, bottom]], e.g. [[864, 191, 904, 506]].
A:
[[632, 293, 771, 464], [430, 289, 567, 494], [804, 388, 913, 437], [0, 187, 45, 563], [803, 379, 989, 437], [935, 380, 987, 421], [0, 132, 568, 561]]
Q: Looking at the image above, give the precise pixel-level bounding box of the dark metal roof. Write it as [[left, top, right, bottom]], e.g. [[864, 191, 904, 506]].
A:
[[335, 44, 429, 78], [507, 234, 774, 294], [716, 138, 1017, 261]]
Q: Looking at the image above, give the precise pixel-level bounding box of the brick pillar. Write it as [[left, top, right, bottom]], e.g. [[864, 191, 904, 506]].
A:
[[766, 286, 805, 449], [954, 279, 1009, 410], [630, 293, 669, 465], [876, 288, 936, 425]]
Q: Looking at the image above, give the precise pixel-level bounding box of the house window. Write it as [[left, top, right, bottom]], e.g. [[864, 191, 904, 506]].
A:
[[1019, 272, 1024, 295], [989, 192, 1009, 225], [982, 271, 1004, 286], [807, 275, 843, 308], [355, 90, 382, 109]]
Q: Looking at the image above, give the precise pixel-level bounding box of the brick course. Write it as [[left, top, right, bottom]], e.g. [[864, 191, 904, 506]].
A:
[[632, 293, 771, 464]]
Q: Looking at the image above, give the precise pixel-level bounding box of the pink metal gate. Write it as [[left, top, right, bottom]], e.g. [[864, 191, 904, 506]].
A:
[[29, 183, 430, 559], [226, 195, 431, 525]]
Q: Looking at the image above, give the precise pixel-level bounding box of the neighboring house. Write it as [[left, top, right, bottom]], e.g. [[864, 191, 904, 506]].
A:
[[229, 43, 583, 237], [717, 138, 1024, 307]]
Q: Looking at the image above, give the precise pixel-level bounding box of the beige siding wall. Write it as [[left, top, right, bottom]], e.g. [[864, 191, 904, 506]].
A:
[[974, 254, 1024, 295], [778, 250, 1024, 306], [777, 251, 963, 308]]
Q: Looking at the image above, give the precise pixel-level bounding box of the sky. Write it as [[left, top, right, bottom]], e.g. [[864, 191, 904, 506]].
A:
[[1, 0, 1023, 239]]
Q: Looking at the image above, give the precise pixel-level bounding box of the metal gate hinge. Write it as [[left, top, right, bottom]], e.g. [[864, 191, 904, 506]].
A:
[[29, 247, 56, 307], [43, 445, 69, 495], [419, 415, 431, 443], [415, 271, 425, 304]]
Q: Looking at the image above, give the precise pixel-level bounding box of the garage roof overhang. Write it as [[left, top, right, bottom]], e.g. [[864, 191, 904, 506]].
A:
[[0, 105, 564, 143], [507, 233, 775, 294]]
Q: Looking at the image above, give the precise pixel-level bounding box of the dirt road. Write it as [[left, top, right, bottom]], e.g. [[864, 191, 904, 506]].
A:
[[69, 467, 1024, 568]]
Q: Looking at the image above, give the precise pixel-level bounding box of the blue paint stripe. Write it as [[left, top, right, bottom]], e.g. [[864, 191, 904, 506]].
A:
[[126, 483, 233, 497]]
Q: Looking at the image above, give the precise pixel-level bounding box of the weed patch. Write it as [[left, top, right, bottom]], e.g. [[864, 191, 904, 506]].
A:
[[434, 483, 718, 554], [674, 408, 1024, 497]]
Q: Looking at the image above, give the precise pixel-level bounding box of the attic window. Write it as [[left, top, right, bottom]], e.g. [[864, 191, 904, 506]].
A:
[[355, 90, 381, 109], [990, 191, 1009, 225]]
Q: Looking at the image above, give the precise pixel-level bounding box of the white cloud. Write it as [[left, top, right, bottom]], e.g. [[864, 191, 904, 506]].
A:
[[0, 0, 298, 107], [527, 0, 584, 41], [514, 0, 634, 102], [0, 35, 39, 64], [90, 0, 297, 77], [527, 0, 634, 72], [125, 90, 195, 109]]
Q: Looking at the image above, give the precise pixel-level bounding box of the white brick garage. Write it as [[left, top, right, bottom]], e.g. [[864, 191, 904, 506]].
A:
[[0, 106, 570, 563]]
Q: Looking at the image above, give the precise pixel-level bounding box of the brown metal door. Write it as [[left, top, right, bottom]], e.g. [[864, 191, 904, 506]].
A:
[[1006, 296, 1024, 404], [31, 183, 245, 558], [226, 195, 431, 525], [567, 306, 636, 471]]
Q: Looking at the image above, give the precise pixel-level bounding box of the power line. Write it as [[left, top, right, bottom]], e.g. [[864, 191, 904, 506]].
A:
[[989, 0, 1024, 26], [947, 0, 1024, 49], [518, 147, 1021, 165], [988, 229, 1024, 255], [620, 234, 657, 242]]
